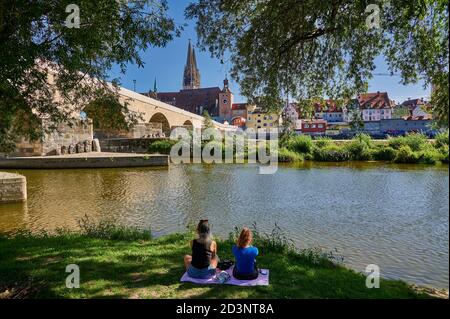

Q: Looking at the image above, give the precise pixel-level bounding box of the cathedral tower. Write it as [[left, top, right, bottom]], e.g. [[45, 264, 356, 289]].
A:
[[183, 40, 201, 90]]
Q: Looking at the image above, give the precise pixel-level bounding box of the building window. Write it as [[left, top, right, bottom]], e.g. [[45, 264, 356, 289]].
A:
[[318, 124, 323, 128], [304, 124, 310, 128]]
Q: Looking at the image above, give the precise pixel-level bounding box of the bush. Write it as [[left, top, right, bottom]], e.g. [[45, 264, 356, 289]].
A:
[[372, 146, 397, 161], [313, 145, 350, 162], [440, 145, 449, 164], [345, 134, 373, 161], [148, 140, 177, 154], [388, 133, 428, 152], [278, 148, 303, 162], [286, 135, 313, 154], [393, 145, 420, 164], [418, 149, 442, 165], [314, 137, 332, 148], [435, 130, 449, 149]]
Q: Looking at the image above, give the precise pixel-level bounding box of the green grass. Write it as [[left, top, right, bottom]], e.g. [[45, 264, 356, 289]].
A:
[[147, 132, 450, 165], [286, 135, 314, 154], [284, 133, 449, 165], [0, 225, 435, 299], [278, 148, 304, 163], [148, 140, 178, 155]]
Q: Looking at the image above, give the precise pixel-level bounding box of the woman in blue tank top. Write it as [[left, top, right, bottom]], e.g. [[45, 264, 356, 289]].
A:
[[232, 227, 259, 280]]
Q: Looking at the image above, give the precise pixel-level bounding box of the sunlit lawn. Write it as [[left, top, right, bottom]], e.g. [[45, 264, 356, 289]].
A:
[[0, 232, 432, 299]]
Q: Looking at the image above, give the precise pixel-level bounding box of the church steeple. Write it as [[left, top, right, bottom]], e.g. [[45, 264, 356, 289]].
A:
[[183, 40, 201, 90]]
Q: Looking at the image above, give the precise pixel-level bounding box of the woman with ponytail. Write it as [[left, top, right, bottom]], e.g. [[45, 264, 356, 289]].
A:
[[183, 220, 219, 279]]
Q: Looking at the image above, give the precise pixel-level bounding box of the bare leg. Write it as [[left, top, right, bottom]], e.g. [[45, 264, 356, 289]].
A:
[[184, 255, 192, 270], [210, 256, 219, 269]]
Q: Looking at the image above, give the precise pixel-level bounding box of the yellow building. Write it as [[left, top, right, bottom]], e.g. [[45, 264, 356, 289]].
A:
[[246, 109, 282, 130]]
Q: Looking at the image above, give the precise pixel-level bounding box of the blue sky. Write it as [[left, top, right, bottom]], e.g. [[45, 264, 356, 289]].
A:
[[109, 0, 430, 104]]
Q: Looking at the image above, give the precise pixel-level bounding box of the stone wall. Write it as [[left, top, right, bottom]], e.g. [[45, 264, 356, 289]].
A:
[[99, 138, 169, 154], [13, 139, 43, 157], [94, 123, 163, 139], [42, 120, 93, 155], [0, 172, 27, 203], [0, 154, 168, 169], [364, 119, 433, 134], [379, 119, 432, 132], [12, 119, 94, 157]]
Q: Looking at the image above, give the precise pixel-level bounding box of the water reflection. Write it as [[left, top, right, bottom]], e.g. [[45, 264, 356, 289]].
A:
[[0, 162, 448, 288]]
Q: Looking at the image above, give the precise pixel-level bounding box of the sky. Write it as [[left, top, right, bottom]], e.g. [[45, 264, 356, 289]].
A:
[[108, 0, 430, 104]]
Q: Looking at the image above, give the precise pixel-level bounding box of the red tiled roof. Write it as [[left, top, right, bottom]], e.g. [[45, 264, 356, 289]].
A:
[[358, 92, 394, 109], [301, 119, 327, 124], [314, 100, 343, 113], [402, 98, 426, 107], [401, 99, 432, 111], [231, 116, 246, 126], [288, 102, 311, 117], [232, 103, 248, 111]]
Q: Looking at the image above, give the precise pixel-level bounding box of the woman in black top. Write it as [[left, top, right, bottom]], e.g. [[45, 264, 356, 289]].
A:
[[184, 220, 219, 279]]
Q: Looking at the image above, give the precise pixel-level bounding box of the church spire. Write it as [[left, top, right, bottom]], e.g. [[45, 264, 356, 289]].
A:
[[183, 39, 201, 90]]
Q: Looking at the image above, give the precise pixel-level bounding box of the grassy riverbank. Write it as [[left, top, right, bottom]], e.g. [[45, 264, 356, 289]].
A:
[[280, 131, 449, 164], [147, 131, 449, 165], [0, 222, 442, 299]]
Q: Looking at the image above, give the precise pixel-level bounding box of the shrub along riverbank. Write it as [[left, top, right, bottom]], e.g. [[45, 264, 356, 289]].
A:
[[147, 131, 450, 165], [281, 131, 449, 164], [0, 222, 444, 299]]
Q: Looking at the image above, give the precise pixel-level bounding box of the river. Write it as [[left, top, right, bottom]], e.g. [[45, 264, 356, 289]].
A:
[[0, 162, 448, 289]]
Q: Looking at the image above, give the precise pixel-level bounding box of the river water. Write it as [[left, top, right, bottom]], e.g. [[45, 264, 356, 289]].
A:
[[0, 162, 448, 288]]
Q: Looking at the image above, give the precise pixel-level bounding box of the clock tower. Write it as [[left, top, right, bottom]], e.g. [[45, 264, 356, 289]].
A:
[[219, 78, 233, 122]]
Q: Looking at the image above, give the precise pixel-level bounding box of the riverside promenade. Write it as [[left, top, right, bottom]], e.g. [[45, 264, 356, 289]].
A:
[[0, 152, 169, 169]]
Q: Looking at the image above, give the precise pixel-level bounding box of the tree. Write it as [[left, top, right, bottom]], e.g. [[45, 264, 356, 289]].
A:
[[202, 110, 214, 129], [349, 110, 364, 133], [83, 93, 142, 136], [0, 0, 181, 152], [186, 0, 449, 123]]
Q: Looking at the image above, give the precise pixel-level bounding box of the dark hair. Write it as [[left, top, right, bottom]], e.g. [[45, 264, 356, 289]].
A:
[[197, 220, 210, 238]]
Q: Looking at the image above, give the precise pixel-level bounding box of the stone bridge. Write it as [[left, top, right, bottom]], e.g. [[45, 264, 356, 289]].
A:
[[117, 87, 235, 136]]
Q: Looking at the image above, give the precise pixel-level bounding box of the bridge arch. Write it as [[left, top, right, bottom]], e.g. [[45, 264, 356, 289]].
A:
[[149, 112, 171, 135], [183, 120, 194, 130]]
